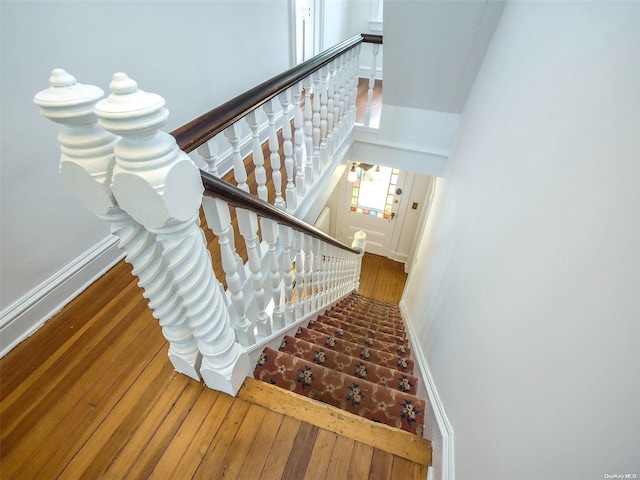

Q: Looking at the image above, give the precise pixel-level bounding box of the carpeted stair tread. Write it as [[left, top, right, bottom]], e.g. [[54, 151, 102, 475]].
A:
[[295, 327, 414, 375], [279, 335, 419, 395], [337, 295, 403, 314], [317, 314, 408, 346], [308, 318, 411, 357], [325, 307, 406, 337], [331, 306, 405, 328], [324, 310, 407, 343], [254, 347, 424, 435]]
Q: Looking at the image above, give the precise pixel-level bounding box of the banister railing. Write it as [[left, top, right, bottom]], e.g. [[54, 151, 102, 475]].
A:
[[35, 34, 380, 396]]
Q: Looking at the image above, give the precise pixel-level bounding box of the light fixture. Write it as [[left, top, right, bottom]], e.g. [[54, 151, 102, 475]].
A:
[[347, 163, 358, 182]]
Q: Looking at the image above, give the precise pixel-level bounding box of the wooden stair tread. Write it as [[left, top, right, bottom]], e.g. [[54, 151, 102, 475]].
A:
[[238, 377, 432, 466]]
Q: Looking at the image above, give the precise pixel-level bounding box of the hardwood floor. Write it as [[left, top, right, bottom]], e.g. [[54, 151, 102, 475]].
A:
[[0, 253, 426, 479]]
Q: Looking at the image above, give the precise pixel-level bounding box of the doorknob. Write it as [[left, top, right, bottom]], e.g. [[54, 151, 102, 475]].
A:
[[390, 213, 396, 220]]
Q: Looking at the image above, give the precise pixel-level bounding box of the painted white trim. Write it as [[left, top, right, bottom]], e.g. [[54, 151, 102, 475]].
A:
[[402, 303, 455, 480], [358, 67, 383, 81], [0, 236, 125, 358]]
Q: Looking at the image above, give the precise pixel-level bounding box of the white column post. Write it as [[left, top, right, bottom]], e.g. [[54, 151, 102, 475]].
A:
[[278, 89, 297, 213], [263, 99, 285, 209], [34, 69, 201, 381], [364, 43, 380, 127], [245, 111, 268, 202], [95, 72, 249, 395]]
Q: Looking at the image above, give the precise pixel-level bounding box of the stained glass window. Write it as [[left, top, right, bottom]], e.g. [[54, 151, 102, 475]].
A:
[[350, 166, 400, 219]]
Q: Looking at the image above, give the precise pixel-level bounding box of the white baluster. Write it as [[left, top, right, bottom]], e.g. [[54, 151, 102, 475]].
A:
[[292, 82, 306, 197], [302, 75, 314, 182], [236, 208, 271, 337], [197, 138, 220, 177], [95, 73, 249, 395], [245, 111, 268, 202], [311, 237, 320, 312], [263, 99, 285, 209], [262, 219, 285, 330], [317, 241, 327, 306], [303, 233, 313, 314], [202, 197, 255, 346], [278, 89, 296, 213], [326, 60, 336, 157], [351, 230, 367, 292], [364, 43, 380, 127], [279, 225, 296, 324], [293, 230, 305, 319], [350, 45, 362, 130], [311, 70, 321, 176], [337, 53, 347, 145], [34, 69, 201, 381], [320, 66, 329, 168], [224, 123, 250, 193]]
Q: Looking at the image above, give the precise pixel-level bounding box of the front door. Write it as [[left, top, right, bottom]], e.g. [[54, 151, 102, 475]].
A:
[[339, 165, 406, 256]]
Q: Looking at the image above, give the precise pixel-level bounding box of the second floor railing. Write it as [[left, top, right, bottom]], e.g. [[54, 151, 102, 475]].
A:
[[34, 34, 380, 396]]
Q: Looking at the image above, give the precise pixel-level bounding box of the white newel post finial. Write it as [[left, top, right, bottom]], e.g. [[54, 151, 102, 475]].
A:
[[94, 73, 249, 395], [34, 69, 203, 381]]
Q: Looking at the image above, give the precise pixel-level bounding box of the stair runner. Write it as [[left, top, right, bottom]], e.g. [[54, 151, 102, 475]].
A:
[[253, 292, 425, 436]]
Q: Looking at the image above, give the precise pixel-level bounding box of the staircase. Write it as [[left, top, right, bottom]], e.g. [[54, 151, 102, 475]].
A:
[[254, 292, 425, 436]]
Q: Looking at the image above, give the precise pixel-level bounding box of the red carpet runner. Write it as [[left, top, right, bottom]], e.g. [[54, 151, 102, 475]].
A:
[[253, 293, 425, 436]]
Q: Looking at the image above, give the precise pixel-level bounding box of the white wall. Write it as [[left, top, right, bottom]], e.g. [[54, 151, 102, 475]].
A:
[[0, 1, 290, 348], [403, 2, 640, 479]]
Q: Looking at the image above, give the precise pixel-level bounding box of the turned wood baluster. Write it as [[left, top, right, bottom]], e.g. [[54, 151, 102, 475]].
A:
[[95, 73, 249, 395], [364, 43, 380, 127], [292, 82, 306, 197], [224, 123, 250, 193], [320, 66, 329, 168], [236, 208, 271, 337], [350, 45, 362, 129], [261, 219, 285, 330], [302, 75, 314, 182], [311, 237, 320, 312], [337, 53, 347, 145], [293, 230, 305, 319], [197, 138, 220, 177], [311, 70, 321, 176], [202, 198, 255, 346], [34, 69, 201, 381], [263, 99, 285, 209], [332, 58, 342, 150], [245, 111, 268, 202], [277, 89, 296, 213], [344, 49, 355, 131], [326, 60, 336, 157], [279, 225, 296, 324], [303, 233, 313, 315]]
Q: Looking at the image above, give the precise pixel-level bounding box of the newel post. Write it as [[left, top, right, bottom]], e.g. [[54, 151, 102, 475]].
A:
[[94, 73, 250, 395], [34, 69, 201, 380]]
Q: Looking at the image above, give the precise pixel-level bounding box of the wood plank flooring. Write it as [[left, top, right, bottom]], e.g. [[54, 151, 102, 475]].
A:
[[0, 254, 425, 479]]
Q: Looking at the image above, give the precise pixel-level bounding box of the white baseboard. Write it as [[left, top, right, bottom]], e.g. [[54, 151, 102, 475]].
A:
[[0, 236, 125, 358], [401, 301, 455, 480]]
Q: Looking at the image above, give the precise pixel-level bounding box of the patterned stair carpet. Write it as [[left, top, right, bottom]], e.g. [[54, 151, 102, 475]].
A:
[[253, 293, 425, 436]]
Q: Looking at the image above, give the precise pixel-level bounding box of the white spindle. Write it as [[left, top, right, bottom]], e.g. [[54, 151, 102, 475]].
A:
[[34, 69, 201, 381], [197, 138, 220, 177], [245, 111, 268, 202], [326, 60, 336, 156], [278, 89, 296, 212], [350, 45, 361, 129], [311, 237, 320, 311], [293, 230, 305, 319], [292, 82, 306, 197], [320, 66, 329, 167], [311, 70, 321, 176], [263, 99, 284, 209], [302, 75, 314, 182], [236, 208, 271, 337], [224, 123, 250, 193], [337, 53, 347, 145], [303, 233, 313, 315], [262, 219, 285, 330], [364, 43, 380, 127], [279, 225, 296, 324], [95, 72, 248, 395], [202, 197, 255, 346]]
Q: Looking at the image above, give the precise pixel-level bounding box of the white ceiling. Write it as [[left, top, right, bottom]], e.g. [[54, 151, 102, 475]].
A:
[[383, 0, 506, 114]]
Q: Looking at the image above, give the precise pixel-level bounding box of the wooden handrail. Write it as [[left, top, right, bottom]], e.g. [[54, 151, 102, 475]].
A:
[[171, 33, 381, 153], [201, 171, 360, 255]]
